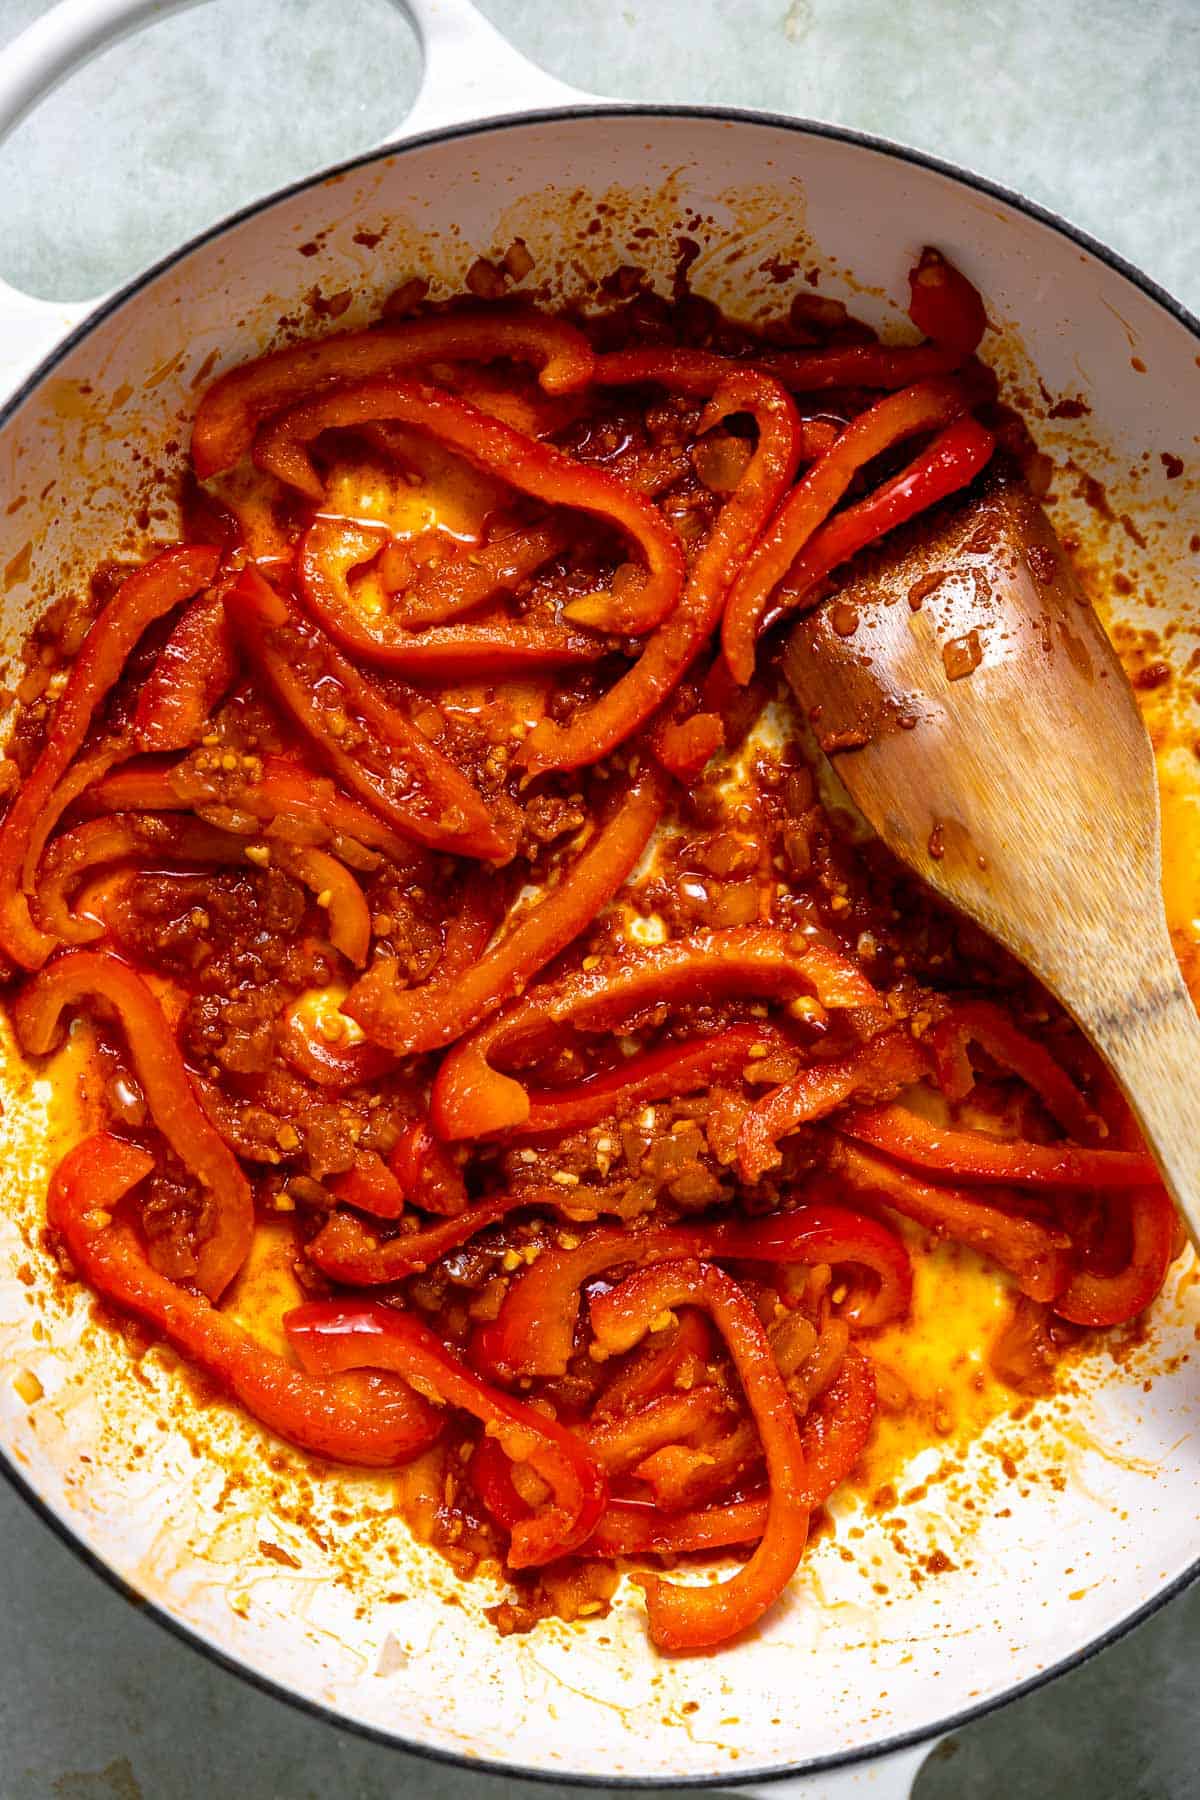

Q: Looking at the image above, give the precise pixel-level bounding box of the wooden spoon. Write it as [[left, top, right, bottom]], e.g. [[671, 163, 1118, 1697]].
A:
[[783, 464, 1200, 1243]]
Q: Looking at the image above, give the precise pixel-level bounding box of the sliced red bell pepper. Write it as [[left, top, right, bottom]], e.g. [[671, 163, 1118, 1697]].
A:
[[132, 591, 237, 752], [589, 1258, 808, 1650], [720, 376, 973, 682], [582, 1345, 876, 1556], [279, 1007, 398, 1089], [37, 814, 370, 966], [840, 1102, 1158, 1188], [0, 545, 219, 970], [738, 1031, 929, 1182], [471, 1200, 911, 1382], [380, 519, 574, 629], [907, 248, 988, 358], [326, 1150, 410, 1222], [836, 1141, 1072, 1304], [431, 926, 880, 1140], [518, 369, 802, 776], [90, 750, 430, 875], [14, 950, 254, 1299], [1053, 1184, 1179, 1327], [306, 1187, 540, 1284], [284, 1299, 608, 1568], [928, 1001, 1097, 1142], [255, 377, 684, 637], [191, 306, 597, 479], [593, 1308, 714, 1417], [764, 415, 997, 636], [515, 1022, 797, 1140], [296, 518, 607, 671], [345, 763, 665, 1056], [388, 1119, 467, 1216], [48, 1132, 441, 1463], [226, 567, 518, 864]]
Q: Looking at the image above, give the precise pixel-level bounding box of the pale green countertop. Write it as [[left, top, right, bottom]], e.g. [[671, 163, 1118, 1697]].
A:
[[0, 2, 1196, 1794]]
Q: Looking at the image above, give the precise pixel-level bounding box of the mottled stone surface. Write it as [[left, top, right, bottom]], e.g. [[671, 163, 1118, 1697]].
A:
[[0, 1, 1195, 1793]]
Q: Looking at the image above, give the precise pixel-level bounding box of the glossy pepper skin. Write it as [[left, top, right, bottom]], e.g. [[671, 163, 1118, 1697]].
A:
[[14, 950, 254, 1301], [191, 306, 597, 478], [284, 1299, 608, 1568], [226, 567, 519, 864], [589, 1259, 810, 1652], [0, 545, 219, 971], [47, 1133, 442, 1464]]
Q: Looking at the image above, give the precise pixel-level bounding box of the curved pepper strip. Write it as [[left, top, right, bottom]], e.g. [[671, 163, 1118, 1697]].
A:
[[192, 307, 596, 478], [279, 1009, 397, 1089], [649, 652, 767, 779], [284, 1299, 608, 1568], [840, 1102, 1157, 1189], [326, 1150, 410, 1221], [927, 1001, 1097, 1142], [307, 1186, 548, 1284], [518, 370, 802, 776], [594, 1309, 714, 1417], [720, 377, 972, 682], [36, 814, 370, 966], [389, 1119, 468, 1216], [907, 248, 988, 358], [836, 1141, 1071, 1304], [471, 1201, 911, 1381], [762, 415, 997, 640], [14, 951, 254, 1299], [738, 1032, 929, 1183], [91, 751, 430, 876], [431, 926, 880, 1140], [1053, 1183, 1178, 1327], [255, 378, 684, 637], [48, 1132, 440, 1463], [0, 545, 220, 970], [345, 763, 666, 1056], [514, 1023, 798, 1140], [226, 567, 518, 864], [132, 591, 237, 752], [297, 518, 608, 672], [380, 519, 574, 629], [590, 1259, 808, 1651], [584, 1347, 876, 1556]]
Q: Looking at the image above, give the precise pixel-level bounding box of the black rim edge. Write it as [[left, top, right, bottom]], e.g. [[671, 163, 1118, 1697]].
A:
[[1, 99, 1198, 1789]]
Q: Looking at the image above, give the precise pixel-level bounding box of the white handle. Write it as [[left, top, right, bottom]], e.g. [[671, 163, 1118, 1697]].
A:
[[0, 0, 605, 409], [730, 1738, 940, 1800]]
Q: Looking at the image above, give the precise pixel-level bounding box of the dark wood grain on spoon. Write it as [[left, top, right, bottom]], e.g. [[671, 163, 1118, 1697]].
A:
[[783, 464, 1200, 1243]]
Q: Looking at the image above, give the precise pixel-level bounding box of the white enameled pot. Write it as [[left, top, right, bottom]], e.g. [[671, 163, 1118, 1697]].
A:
[[0, 3, 1197, 1795]]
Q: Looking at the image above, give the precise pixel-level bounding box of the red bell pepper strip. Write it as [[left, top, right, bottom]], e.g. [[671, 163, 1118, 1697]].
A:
[[191, 307, 597, 478], [388, 1119, 467, 1216], [514, 1023, 798, 1140], [738, 1032, 929, 1182], [836, 1141, 1072, 1304], [306, 1187, 545, 1284], [48, 1132, 441, 1464], [279, 1008, 398, 1089], [296, 519, 607, 671], [649, 650, 767, 779], [518, 370, 802, 776], [840, 1102, 1158, 1188], [284, 1299, 608, 1568], [255, 377, 684, 637], [90, 750, 430, 875], [720, 377, 973, 682], [907, 248, 988, 358], [583, 1346, 876, 1556], [761, 415, 997, 641], [380, 519, 574, 629], [0, 545, 219, 970], [1053, 1182, 1178, 1327], [927, 1001, 1097, 1142], [590, 1258, 809, 1650], [431, 926, 880, 1140], [593, 1308, 714, 1417], [14, 950, 254, 1299], [36, 814, 370, 966], [326, 1150, 410, 1222], [472, 1201, 911, 1381], [346, 763, 665, 1056], [132, 591, 237, 752], [226, 567, 518, 864]]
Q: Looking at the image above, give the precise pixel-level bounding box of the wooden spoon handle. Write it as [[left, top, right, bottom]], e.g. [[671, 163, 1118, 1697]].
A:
[[1079, 941, 1200, 1250]]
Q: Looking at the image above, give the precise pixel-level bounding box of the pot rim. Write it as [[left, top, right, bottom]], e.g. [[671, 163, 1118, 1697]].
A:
[[2, 100, 1197, 1789]]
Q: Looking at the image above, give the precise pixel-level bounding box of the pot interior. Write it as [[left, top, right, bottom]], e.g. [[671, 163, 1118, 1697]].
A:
[[0, 112, 1197, 1783]]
